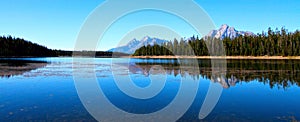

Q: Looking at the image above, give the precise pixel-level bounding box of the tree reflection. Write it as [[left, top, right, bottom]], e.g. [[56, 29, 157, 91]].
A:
[[127, 59, 300, 89], [0, 60, 47, 78]]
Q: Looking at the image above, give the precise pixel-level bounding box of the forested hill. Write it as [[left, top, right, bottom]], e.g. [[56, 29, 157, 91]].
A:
[[0, 36, 129, 57], [0, 36, 57, 57], [133, 28, 300, 56]]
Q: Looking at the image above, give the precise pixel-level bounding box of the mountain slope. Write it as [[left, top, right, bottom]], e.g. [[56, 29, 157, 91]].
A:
[[205, 24, 255, 40], [108, 36, 168, 54]]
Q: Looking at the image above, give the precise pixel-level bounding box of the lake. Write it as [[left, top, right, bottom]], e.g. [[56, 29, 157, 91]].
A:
[[0, 58, 300, 121]]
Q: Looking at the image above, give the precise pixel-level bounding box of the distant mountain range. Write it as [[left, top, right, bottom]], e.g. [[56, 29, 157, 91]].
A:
[[108, 24, 255, 54], [205, 24, 255, 40], [108, 36, 168, 54]]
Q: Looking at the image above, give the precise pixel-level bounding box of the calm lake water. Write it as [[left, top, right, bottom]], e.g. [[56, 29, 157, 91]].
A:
[[0, 58, 300, 122]]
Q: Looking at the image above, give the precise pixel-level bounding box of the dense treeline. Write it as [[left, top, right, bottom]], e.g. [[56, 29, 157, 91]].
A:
[[133, 28, 300, 56], [0, 36, 57, 57], [0, 36, 129, 57]]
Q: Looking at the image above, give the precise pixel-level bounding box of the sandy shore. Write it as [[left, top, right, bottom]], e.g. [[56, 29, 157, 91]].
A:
[[130, 56, 300, 59]]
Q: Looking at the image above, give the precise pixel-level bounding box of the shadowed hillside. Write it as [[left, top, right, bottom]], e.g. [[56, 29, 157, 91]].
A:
[[0, 36, 129, 57], [0, 36, 56, 57]]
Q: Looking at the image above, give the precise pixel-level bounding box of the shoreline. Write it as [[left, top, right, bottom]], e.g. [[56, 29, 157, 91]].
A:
[[1, 56, 300, 60], [130, 56, 300, 60]]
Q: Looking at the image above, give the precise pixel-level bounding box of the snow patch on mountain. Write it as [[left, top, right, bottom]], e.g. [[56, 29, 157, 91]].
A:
[[205, 24, 255, 40], [108, 36, 168, 54]]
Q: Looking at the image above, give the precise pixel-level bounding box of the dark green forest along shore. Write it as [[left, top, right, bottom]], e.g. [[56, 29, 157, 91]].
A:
[[133, 28, 300, 56], [0, 36, 129, 57]]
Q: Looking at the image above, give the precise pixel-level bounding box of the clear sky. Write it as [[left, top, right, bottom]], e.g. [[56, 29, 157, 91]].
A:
[[0, 0, 299, 51]]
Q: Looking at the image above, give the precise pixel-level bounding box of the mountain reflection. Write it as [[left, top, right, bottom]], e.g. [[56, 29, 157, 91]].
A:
[[126, 59, 300, 89], [0, 59, 47, 78]]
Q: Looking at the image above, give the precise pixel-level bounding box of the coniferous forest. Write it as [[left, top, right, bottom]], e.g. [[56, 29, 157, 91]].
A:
[[133, 28, 300, 56], [0, 36, 129, 57], [0, 36, 57, 57]]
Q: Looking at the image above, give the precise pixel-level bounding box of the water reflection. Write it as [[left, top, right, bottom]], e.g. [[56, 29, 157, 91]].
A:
[[127, 59, 300, 89], [1, 58, 300, 121], [1, 58, 299, 89], [0, 59, 47, 78]]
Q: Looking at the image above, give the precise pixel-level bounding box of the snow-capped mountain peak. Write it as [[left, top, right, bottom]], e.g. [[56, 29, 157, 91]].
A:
[[205, 24, 255, 40], [108, 36, 168, 54], [127, 38, 140, 48], [141, 36, 150, 41]]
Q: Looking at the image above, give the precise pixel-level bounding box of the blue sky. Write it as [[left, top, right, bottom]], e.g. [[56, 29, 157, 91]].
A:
[[0, 0, 299, 51]]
